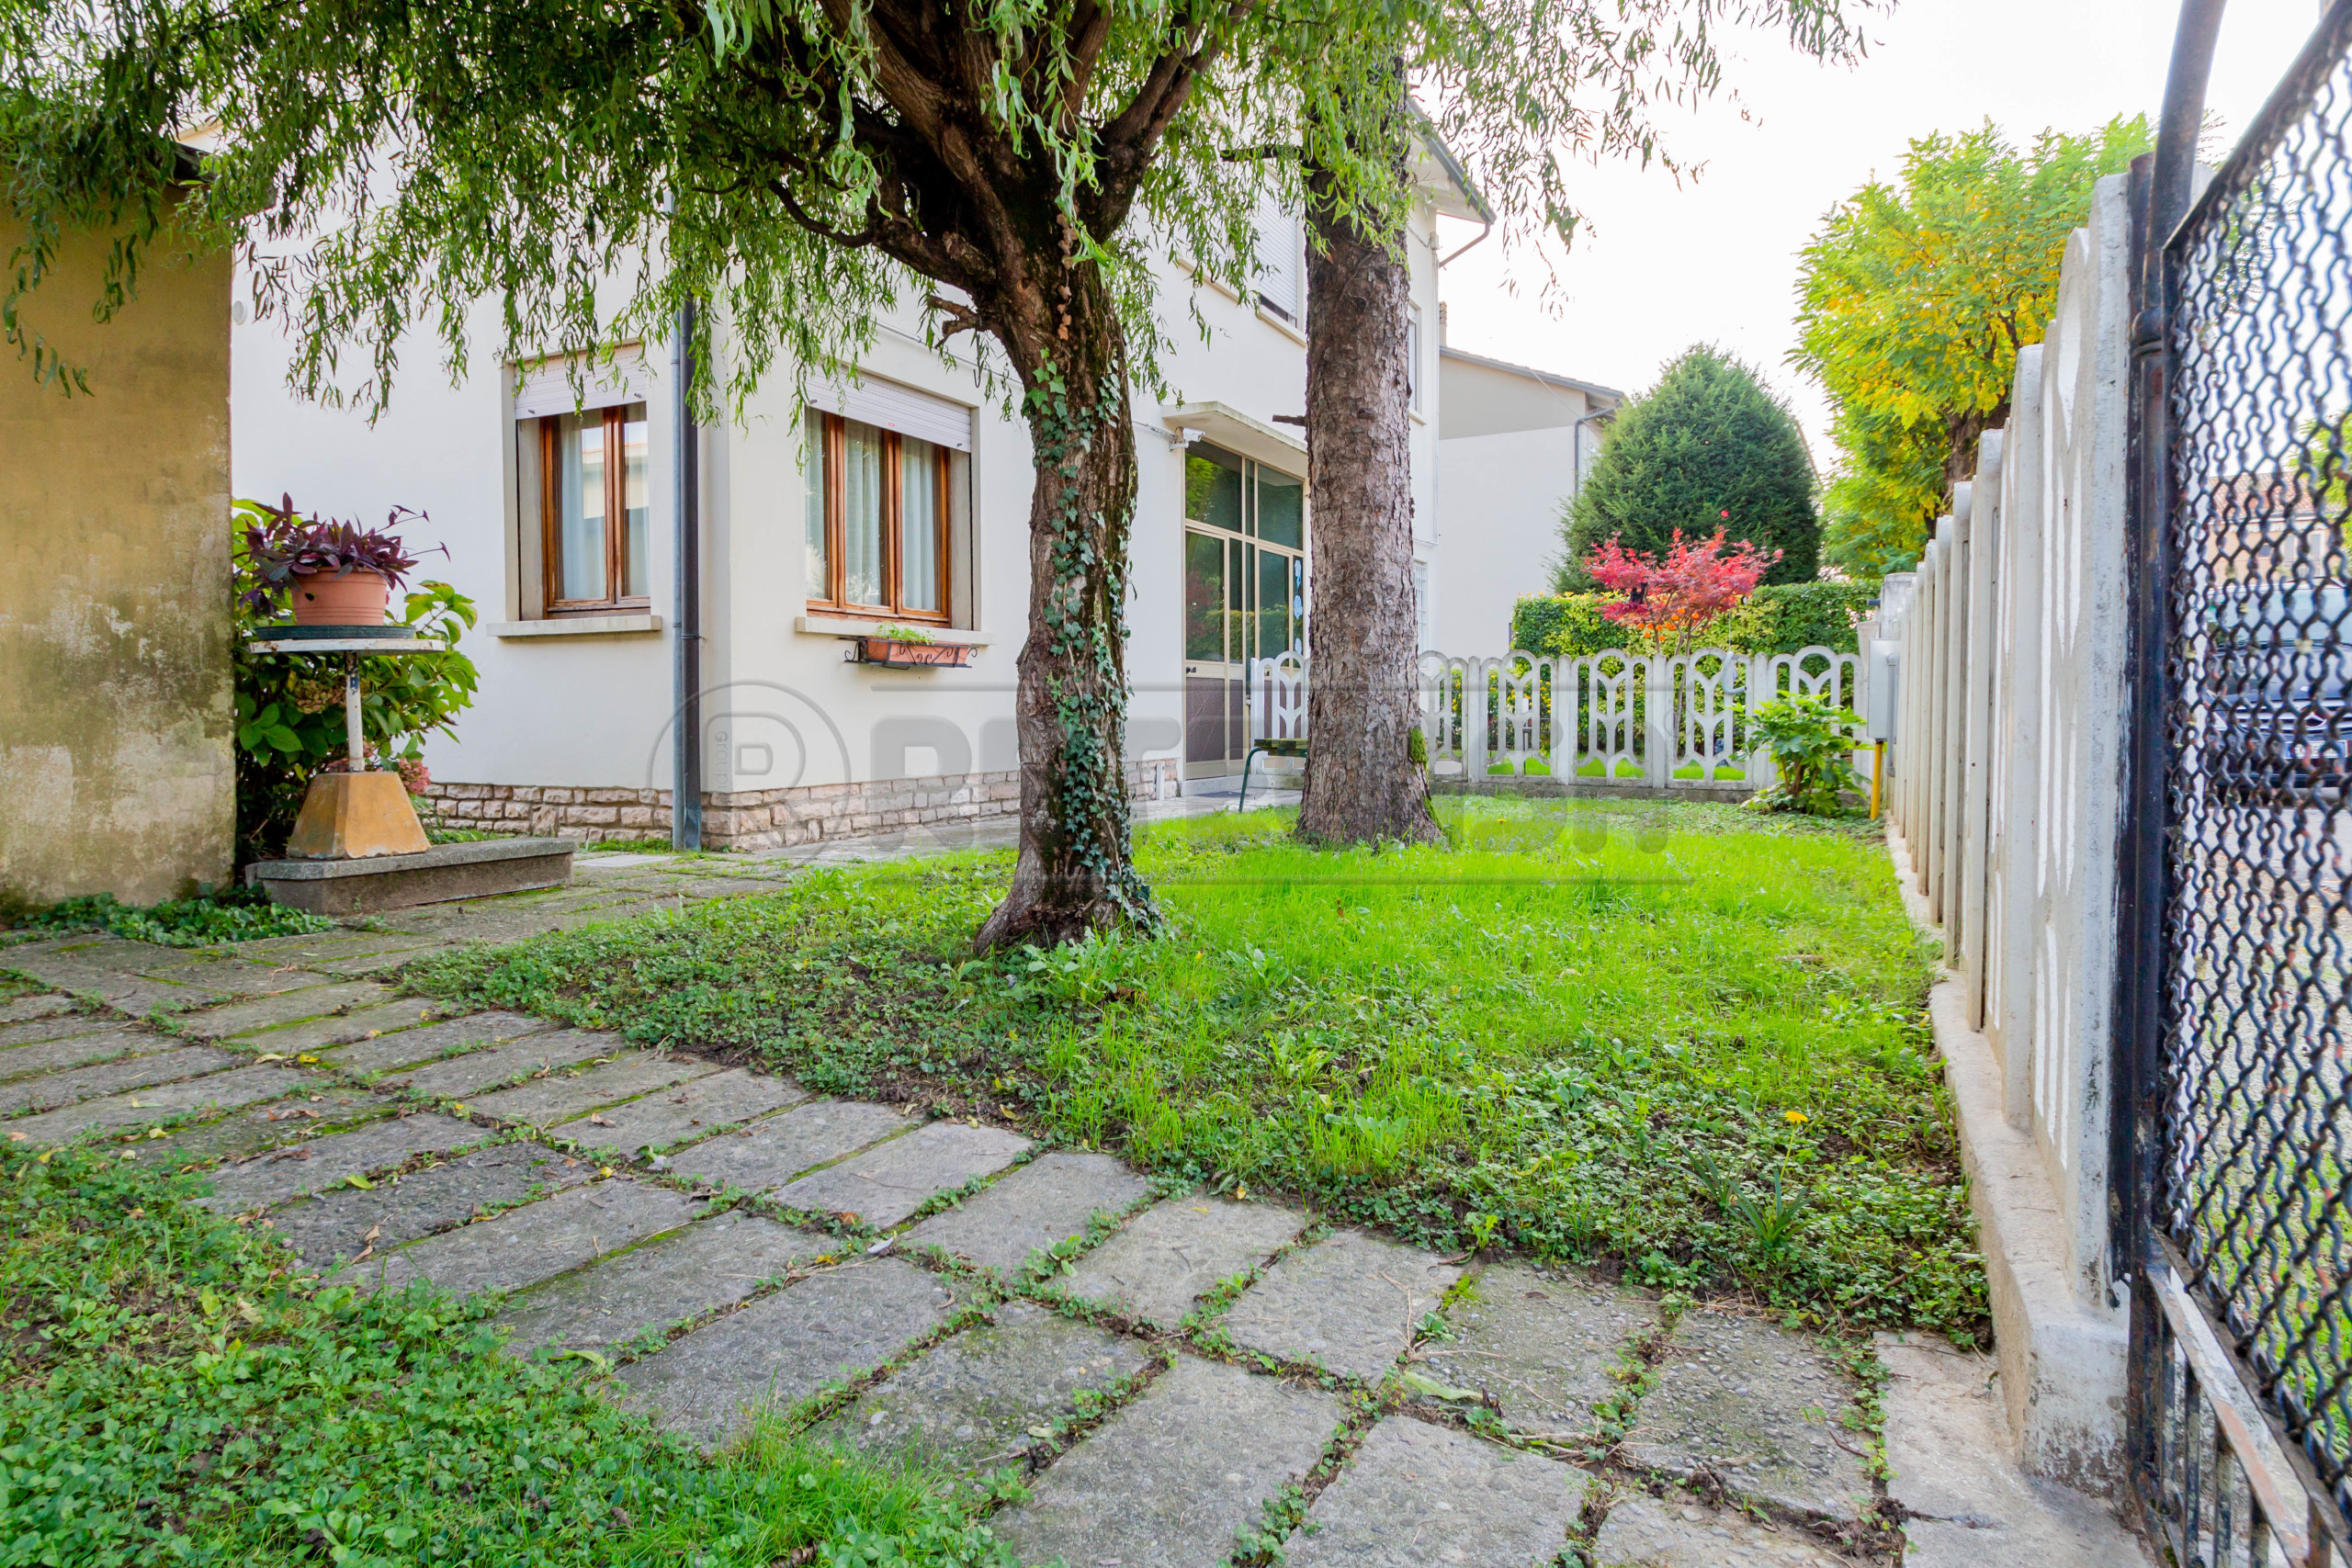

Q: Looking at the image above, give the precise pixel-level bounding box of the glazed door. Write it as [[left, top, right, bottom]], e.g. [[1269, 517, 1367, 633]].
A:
[[1182, 446, 1306, 777]]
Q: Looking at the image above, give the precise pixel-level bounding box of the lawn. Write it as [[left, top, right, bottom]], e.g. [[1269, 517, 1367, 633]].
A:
[[406, 797, 1977, 1339]]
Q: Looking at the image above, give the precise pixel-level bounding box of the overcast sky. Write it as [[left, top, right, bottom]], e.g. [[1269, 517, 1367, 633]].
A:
[[1433, 0, 2327, 462]]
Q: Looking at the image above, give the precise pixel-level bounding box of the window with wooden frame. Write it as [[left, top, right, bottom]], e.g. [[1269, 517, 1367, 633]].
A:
[[525, 402, 651, 612], [803, 410, 950, 621]]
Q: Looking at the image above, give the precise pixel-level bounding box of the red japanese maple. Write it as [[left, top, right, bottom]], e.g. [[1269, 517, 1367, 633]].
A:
[[1583, 527, 1780, 653]]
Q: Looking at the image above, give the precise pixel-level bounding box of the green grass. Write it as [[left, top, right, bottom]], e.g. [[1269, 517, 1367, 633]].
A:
[[6, 887, 338, 947], [0, 1144, 1018, 1567], [405, 798, 1980, 1340]]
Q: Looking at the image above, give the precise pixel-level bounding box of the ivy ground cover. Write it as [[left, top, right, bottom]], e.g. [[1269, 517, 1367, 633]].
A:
[[408, 798, 1981, 1340]]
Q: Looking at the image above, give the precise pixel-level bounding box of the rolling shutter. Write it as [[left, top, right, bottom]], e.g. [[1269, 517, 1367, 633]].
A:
[[513, 345, 648, 419], [807, 374, 975, 452]]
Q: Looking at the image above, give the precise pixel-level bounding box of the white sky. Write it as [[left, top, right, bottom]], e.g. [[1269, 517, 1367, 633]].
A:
[[1433, 0, 2328, 462]]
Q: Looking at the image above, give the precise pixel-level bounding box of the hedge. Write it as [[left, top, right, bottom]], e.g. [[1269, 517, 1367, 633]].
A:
[[1507, 581, 1882, 660]]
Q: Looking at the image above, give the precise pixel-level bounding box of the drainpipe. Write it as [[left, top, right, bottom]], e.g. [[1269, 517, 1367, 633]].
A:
[[672, 295, 704, 851]]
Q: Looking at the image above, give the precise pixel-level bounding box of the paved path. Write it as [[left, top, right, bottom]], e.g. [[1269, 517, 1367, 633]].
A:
[[0, 852, 2146, 1567]]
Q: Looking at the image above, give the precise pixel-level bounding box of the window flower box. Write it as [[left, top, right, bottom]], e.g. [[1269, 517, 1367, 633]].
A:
[[854, 636, 972, 669]]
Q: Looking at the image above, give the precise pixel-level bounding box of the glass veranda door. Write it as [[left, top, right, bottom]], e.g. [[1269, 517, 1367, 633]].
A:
[[1182, 445, 1305, 777]]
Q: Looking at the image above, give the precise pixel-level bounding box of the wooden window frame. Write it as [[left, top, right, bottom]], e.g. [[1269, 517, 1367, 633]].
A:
[[805, 410, 953, 624], [537, 403, 652, 615]]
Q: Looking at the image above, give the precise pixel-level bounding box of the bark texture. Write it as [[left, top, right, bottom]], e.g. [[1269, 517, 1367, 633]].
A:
[[1296, 152, 1442, 847]]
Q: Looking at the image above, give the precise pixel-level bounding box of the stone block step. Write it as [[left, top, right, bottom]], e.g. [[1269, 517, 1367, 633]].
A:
[[1418, 1262, 1657, 1438], [1220, 1229, 1461, 1382], [323, 1010, 550, 1077], [810, 1301, 1153, 1491], [496, 1210, 831, 1357], [380, 1028, 626, 1099], [665, 1100, 911, 1193], [620, 1257, 957, 1447], [469, 1053, 722, 1129], [774, 1121, 1031, 1228], [991, 1353, 1344, 1568], [263, 1140, 593, 1266], [198, 1111, 488, 1213], [904, 1150, 1154, 1279], [1618, 1310, 1874, 1521], [350, 1177, 705, 1298], [558, 1066, 808, 1157], [1049, 1195, 1305, 1326], [1283, 1416, 1587, 1567], [0, 1025, 154, 1082], [3, 1064, 311, 1145], [0, 1043, 239, 1114], [177, 982, 394, 1041]]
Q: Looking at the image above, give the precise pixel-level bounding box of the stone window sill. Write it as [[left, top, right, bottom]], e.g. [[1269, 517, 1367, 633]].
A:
[[487, 614, 664, 638], [795, 614, 993, 648]]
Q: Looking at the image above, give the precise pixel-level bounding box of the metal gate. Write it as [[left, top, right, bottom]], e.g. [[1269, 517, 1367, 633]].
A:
[[2121, 4, 2352, 1562]]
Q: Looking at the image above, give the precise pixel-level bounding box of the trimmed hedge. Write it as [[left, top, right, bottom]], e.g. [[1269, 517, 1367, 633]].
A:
[[1508, 581, 1881, 660]]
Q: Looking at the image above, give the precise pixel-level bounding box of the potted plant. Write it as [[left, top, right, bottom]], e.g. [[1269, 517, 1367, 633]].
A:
[[855, 623, 973, 668], [239, 494, 446, 626]]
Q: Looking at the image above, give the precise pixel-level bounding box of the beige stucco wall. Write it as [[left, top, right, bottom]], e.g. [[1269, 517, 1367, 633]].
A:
[[1, 212, 233, 906]]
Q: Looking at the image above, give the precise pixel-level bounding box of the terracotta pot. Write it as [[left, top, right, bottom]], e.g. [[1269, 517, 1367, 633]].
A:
[[857, 637, 971, 668], [290, 569, 391, 626]]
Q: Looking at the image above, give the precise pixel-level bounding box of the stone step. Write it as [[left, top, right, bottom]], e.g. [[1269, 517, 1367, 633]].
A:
[[0, 1011, 117, 1049], [469, 1053, 723, 1129], [0, 994, 78, 1026], [619, 1257, 958, 1448], [557, 1066, 808, 1158], [1417, 1261, 1657, 1439], [496, 1209, 831, 1358], [378, 1028, 628, 1100], [176, 981, 394, 1041], [808, 1300, 1153, 1493], [198, 1111, 487, 1213], [1618, 1309, 1875, 1522], [323, 1010, 551, 1077], [0, 1025, 154, 1082], [1048, 1194, 1306, 1327], [664, 1099, 913, 1193], [262, 1140, 594, 1266], [348, 1177, 706, 1299], [0, 1043, 240, 1114], [1591, 1493, 1849, 1565], [772, 1121, 1032, 1228], [1, 1064, 315, 1145], [1283, 1416, 1587, 1567], [1219, 1229, 1462, 1383], [232, 997, 452, 1056], [990, 1352, 1345, 1568], [904, 1150, 1154, 1280]]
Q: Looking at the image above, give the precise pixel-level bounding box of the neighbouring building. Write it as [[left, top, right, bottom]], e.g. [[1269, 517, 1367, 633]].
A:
[[1432, 344, 1622, 655], [231, 152, 1487, 851], [2, 168, 236, 906]]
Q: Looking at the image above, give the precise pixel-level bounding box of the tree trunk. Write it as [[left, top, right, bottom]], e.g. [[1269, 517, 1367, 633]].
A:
[[1296, 122, 1442, 848], [974, 262, 1159, 950]]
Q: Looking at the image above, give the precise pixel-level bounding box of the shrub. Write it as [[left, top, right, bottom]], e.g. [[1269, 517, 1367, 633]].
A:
[[1511, 581, 1880, 660], [1746, 694, 1862, 815]]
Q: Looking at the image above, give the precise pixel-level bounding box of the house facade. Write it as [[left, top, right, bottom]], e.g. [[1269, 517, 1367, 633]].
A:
[[231, 171, 1481, 851], [1432, 344, 1622, 655]]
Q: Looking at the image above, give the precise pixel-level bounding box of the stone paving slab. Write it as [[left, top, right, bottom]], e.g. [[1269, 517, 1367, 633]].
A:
[[1051, 1195, 1306, 1326], [1619, 1310, 1874, 1521], [133, 956, 332, 998], [9, 962, 230, 1014], [665, 1100, 911, 1193], [0, 1043, 240, 1114], [774, 1121, 1031, 1227], [1419, 1262, 1657, 1438], [379, 1028, 626, 1099], [809, 1300, 1153, 1491], [226, 932, 447, 968], [0, 1010, 109, 1046], [0, 1025, 153, 1081], [5, 937, 195, 975], [0, 994, 78, 1025], [198, 1111, 488, 1213], [558, 1066, 808, 1156], [1283, 1416, 1587, 1567], [469, 1053, 723, 1128], [620, 1258, 958, 1447], [1219, 1230, 1462, 1383], [234, 997, 454, 1055], [2, 1064, 315, 1145], [351, 1178, 705, 1298], [1590, 1492, 1848, 1566], [496, 1210, 831, 1357], [323, 1010, 550, 1076], [176, 981, 391, 1040], [263, 1141, 594, 1265], [904, 1151, 1155, 1278], [140, 1092, 392, 1168], [312, 942, 460, 977], [992, 1353, 1344, 1568]]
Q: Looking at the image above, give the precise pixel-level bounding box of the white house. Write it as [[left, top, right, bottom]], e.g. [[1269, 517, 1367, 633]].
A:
[[232, 162, 1486, 851], [1432, 344, 1622, 655]]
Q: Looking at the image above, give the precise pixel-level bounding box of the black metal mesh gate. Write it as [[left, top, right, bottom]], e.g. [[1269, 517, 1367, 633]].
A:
[[2129, 4, 2352, 1561]]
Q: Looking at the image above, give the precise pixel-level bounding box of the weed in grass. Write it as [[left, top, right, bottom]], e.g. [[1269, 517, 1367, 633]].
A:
[[403, 800, 1982, 1338], [9, 886, 337, 946]]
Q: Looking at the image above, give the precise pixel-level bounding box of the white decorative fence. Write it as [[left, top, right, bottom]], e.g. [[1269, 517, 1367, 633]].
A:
[[1247, 645, 1867, 794]]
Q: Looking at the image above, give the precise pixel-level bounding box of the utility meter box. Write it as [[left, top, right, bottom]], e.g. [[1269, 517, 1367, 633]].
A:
[[1867, 641, 1900, 741]]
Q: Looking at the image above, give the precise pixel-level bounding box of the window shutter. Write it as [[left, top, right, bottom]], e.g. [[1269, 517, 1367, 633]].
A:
[[514, 346, 647, 419], [1255, 197, 1304, 322], [807, 374, 974, 452]]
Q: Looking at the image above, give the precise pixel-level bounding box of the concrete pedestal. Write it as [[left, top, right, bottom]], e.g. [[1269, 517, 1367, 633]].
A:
[[246, 838, 574, 914], [285, 771, 431, 859]]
